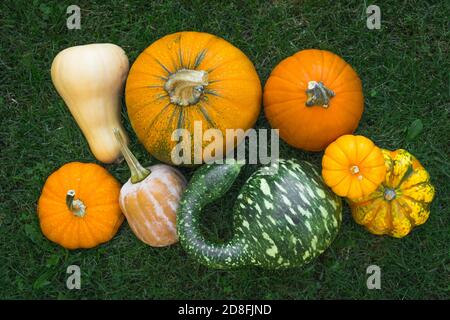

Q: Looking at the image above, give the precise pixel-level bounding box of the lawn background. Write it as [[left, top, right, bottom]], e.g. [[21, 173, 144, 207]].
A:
[[1, 0, 449, 299]]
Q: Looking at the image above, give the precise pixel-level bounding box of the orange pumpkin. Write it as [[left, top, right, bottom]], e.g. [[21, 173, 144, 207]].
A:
[[264, 49, 364, 151], [125, 31, 262, 165], [114, 129, 186, 247], [322, 135, 386, 199], [37, 162, 124, 249], [349, 149, 435, 238]]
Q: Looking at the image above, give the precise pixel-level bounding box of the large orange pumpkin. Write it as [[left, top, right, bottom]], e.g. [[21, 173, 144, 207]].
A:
[[37, 162, 124, 249], [125, 31, 262, 165], [264, 49, 364, 151]]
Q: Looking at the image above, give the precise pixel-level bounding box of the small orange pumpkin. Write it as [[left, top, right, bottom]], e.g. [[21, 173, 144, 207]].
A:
[[322, 135, 386, 199], [37, 162, 124, 249], [349, 149, 435, 238], [264, 49, 364, 151], [125, 31, 262, 165], [114, 129, 186, 247]]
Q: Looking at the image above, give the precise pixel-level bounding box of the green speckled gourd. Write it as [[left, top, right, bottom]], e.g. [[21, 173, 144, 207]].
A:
[[177, 159, 342, 269]]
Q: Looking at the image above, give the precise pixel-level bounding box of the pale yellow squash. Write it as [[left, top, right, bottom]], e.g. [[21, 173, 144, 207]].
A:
[[51, 43, 130, 163]]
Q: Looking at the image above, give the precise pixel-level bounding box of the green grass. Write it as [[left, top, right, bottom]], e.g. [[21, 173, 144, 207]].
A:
[[1, 0, 449, 299]]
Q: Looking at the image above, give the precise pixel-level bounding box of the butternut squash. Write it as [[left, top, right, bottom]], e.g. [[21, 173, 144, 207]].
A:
[[51, 43, 130, 163]]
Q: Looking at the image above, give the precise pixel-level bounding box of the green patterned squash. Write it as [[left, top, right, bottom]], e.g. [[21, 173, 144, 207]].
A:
[[177, 159, 342, 269]]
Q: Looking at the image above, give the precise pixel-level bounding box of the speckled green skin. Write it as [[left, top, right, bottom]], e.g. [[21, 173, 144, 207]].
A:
[[177, 159, 342, 269]]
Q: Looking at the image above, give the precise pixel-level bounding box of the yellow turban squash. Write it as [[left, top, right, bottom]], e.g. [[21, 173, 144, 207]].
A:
[[125, 31, 262, 165], [349, 149, 435, 238]]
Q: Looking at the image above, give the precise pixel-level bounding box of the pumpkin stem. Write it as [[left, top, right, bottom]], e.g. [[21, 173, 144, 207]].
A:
[[350, 165, 360, 175], [66, 190, 86, 217], [113, 128, 150, 184], [306, 81, 335, 108], [164, 69, 208, 106], [384, 188, 397, 201], [350, 165, 364, 181]]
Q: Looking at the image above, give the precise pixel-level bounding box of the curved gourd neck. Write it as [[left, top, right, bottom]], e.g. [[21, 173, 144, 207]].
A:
[[178, 206, 246, 268], [113, 128, 150, 184], [177, 162, 247, 268]]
